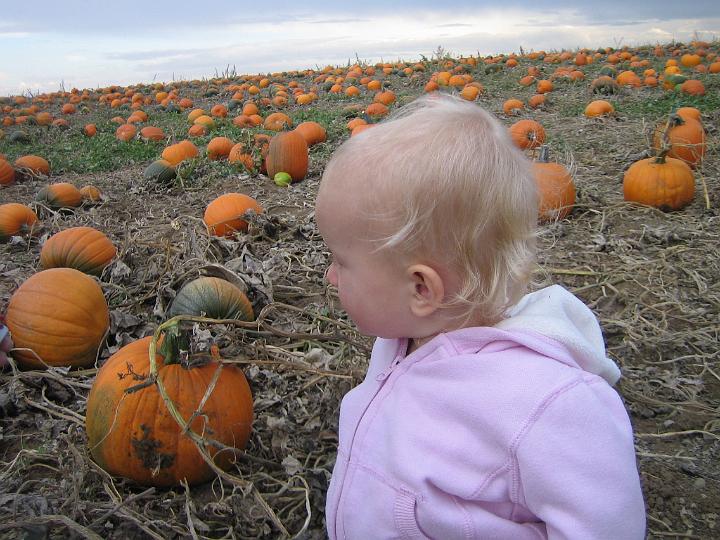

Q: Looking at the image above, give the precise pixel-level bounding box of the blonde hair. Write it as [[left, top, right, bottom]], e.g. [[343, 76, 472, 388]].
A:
[[320, 93, 538, 325]]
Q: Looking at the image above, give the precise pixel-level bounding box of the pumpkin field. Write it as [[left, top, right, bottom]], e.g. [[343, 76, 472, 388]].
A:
[[0, 41, 719, 539]]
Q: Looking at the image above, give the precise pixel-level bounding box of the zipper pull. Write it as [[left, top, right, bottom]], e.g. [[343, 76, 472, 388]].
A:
[[375, 367, 392, 382], [375, 358, 401, 382]]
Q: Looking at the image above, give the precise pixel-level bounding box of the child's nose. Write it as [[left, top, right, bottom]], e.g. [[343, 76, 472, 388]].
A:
[[325, 263, 338, 287]]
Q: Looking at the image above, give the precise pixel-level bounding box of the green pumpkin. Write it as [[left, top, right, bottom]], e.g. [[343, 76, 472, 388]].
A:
[[168, 277, 254, 321], [9, 130, 30, 143], [144, 159, 177, 183]]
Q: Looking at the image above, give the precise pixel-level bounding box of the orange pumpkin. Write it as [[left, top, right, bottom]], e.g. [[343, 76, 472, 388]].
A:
[[14, 155, 51, 177], [0, 203, 39, 241], [85, 335, 253, 486], [80, 185, 103, 202], [623, 152, 695, 211], [584, 100, 615, 118], [40, 226, 117, 276], [293, 121, 327, 146], [679, 79, 705, 96], [140, 126, 166, 141], [366, 102, 389, 118], [35, 182, 83, 209], [115, 124, 137, 142], [265, 131, 309, 182], [5, 268, 109, 369], [203, 193, 263, 237], [210, 103, 228, 118], [0, 158, 15, 185], [532, 146, 576, 222], [675, 107, 701, 122], [228, 144, 255, 172], [503, 99, 524, 115], [162, 140, 199, 166], [652, 115, 705, 168], [263, 112, 292, 131], [187, 124, 207, 137], [509, 119, 546, 150], [536, 79, 554, 93], [207, 137, 234, 160]]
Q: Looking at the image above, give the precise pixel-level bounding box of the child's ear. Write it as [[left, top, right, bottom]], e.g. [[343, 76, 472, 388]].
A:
[[407, 264, 445, 318]]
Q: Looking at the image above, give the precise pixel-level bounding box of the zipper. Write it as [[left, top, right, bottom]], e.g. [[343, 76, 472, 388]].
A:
[[333, 342, 407, 538]]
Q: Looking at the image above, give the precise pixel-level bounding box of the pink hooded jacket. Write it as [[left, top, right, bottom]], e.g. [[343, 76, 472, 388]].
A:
[[325, 285, 646, 539]]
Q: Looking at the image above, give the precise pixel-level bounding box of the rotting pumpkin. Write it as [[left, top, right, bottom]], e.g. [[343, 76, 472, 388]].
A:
[[85, 333, 254, 486]]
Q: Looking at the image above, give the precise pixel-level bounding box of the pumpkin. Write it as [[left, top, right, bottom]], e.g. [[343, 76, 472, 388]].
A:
[[528, 94, 546, 109], [14, 155, 50, 177], [0, 203, 39, 241], [210, 104, 228, 118], [590, 76, 618, 96], [616, 70, 641, 87], [80, 185, 103, 202], [207, 137, 234, 160], [169, 277, 254, 320], [83, 124, 97, 137], [293, 121, 327, 146], [228, 144, 255, 172], [242, 102, 259, 116], [502, 98, 524, 115], [374, 91, 396, 105], [459, 85, 480, 101], [187, 108, 206, 123], [85, 335, 253, 486], [679, 79, 705, 96], [265, 131, 309, 182], [366, 102, 389, 118], [140, 126, 166, 141], [161, 140, 199, 166], [652, 115, 705, 168], [532, 146, 576, 222], [0, 158, 15, 185], [263, 112, 292, 131], [536, 79, 554, 93], [115, 124, 137, 142], [144, 159, 177, 183], [5, 268, 109, 369], [584, 99, 615, 118], [193, 115, 215, 129], [35, 182, 83, 209], [675, 107, 701, 122], [188, 124, 207, 137], [509, 119, 545, 150], [40, 226, 116, 276], [623, 151, 695, 211], [203, 193, 263, 237]]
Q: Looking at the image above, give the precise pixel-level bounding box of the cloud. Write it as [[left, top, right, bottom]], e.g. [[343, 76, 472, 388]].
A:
[[436, 23, 474, 28], [1, 4, 719, 95]]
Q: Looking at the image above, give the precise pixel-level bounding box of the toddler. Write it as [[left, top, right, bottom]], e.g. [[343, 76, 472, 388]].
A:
[[315, 94, 645, 539]]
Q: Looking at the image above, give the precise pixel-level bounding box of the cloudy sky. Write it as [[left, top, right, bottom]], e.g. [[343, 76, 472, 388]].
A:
[[1, 1, 719, 96]]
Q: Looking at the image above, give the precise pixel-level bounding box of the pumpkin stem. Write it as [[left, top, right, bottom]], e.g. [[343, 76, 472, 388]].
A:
[[158, 321, 189, 365], [655, 113, 682, 162]]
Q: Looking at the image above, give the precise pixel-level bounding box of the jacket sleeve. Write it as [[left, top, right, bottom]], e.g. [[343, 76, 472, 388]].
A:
[[514, 377, 646, 540]]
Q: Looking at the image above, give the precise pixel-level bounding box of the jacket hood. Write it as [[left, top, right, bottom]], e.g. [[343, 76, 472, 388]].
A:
[[495, 285, 621, 385]]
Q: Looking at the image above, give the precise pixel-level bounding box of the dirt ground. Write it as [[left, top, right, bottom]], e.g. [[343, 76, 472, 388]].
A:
[[1, 59, 719, 539]]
